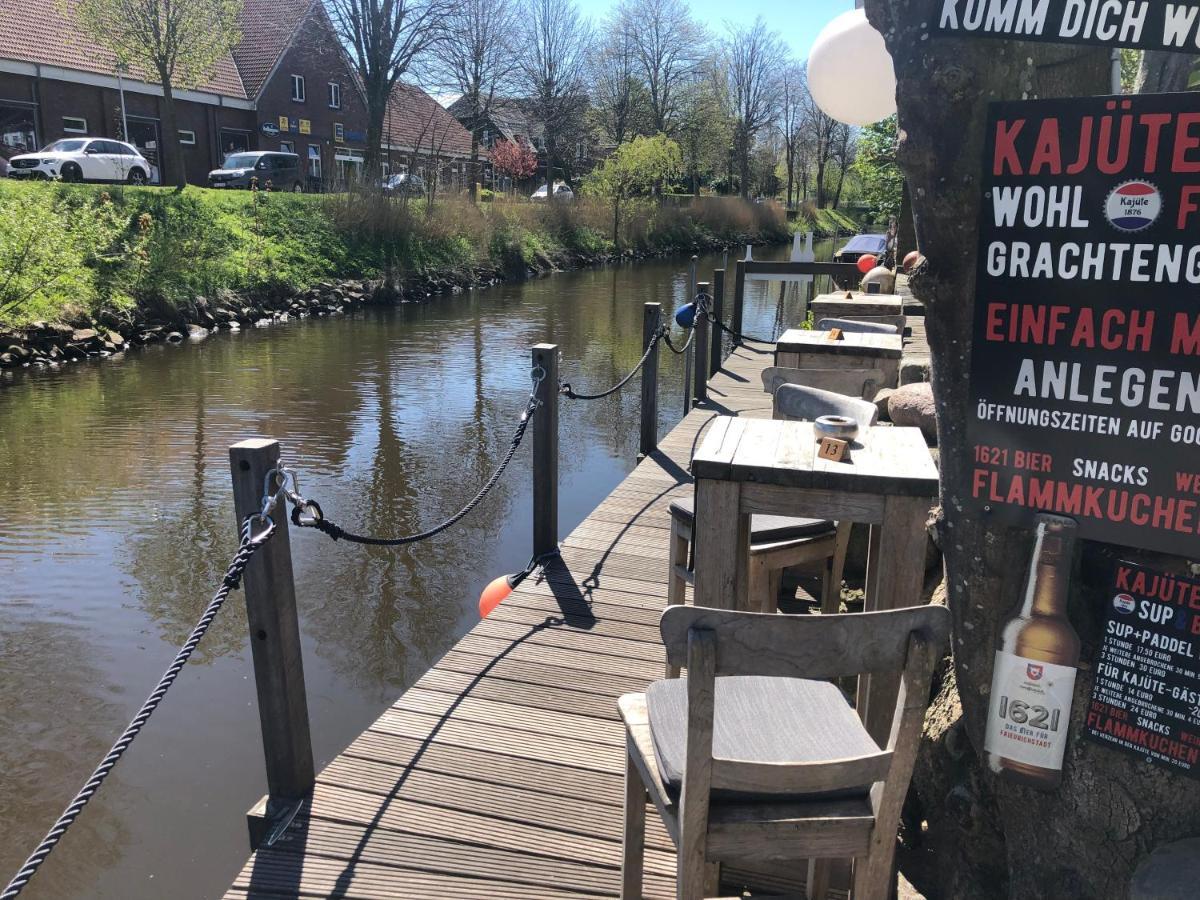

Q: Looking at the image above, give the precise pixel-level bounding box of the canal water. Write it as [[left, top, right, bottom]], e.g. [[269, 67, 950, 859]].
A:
[[0, 241, 831, 899]]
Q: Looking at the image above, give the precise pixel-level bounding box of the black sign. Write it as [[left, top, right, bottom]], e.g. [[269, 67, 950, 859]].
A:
[[965, 92, 1200, 557], [1084, 562, 1200, 776], [932, 0, 1200, 52]]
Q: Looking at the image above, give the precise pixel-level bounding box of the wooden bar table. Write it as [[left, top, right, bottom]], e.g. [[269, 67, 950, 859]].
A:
[[691, 416, 938, 743], [810, 291, 906, 330], [775, 327, 903, 387]]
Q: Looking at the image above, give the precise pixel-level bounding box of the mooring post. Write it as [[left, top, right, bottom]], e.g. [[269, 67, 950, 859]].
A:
[[639, 303, 661, 458], [732, 259, 747, 344], [229, 438, 315, 849], [710, 269, 725, 374], [532, 343, 559, 558], [693, 281, 710, 404]]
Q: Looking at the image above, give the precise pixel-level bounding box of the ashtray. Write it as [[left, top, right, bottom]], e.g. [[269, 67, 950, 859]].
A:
[[814, 415, 859, 442]]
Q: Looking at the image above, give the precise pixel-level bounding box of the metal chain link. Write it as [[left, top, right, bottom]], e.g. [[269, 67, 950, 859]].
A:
[[1, 515, 276, 900], [290, 369, 544, 547]]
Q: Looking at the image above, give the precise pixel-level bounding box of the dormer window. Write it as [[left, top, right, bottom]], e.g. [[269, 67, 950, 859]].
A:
[[291, 75, 305, 102]]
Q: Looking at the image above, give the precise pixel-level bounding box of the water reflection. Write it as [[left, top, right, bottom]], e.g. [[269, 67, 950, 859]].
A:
[[0, 242, 818, 899]]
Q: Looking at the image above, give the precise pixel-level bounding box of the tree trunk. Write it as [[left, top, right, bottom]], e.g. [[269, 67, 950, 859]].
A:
[[738, 127, 750, 199], [364, 80, 389, 184], [469, 132, 480, 203], [866, 2, 1200, 898], [158, 75, 185, 190], [1135, 50, 1196, 93]]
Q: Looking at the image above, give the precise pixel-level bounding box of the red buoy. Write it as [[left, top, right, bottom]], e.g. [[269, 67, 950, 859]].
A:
[[479, 574, 515, 618], [902, 250, 923, 273], [856, 253, 877, 274]]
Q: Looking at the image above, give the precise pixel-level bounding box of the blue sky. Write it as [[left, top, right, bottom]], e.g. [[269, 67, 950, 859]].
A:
[[578, 0, 856, 59]]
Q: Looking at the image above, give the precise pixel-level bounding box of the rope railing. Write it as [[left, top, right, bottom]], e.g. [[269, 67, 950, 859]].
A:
[[3, 267, 735, 898]]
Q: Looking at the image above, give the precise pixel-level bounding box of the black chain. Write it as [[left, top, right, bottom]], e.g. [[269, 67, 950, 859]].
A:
[[711, 316, 777, 345], [292, 392, 538, 546], [1, 515, 275, 900], [559, 328, 665, 401]]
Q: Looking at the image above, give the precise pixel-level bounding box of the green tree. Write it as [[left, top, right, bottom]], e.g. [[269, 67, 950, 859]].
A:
[[583, 134, 681, 242], [73, 0, 243, 189], [850, 115, 902, 221]]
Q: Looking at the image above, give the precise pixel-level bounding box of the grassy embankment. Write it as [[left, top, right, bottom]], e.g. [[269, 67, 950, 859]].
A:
[[0, 182, 797, 331]]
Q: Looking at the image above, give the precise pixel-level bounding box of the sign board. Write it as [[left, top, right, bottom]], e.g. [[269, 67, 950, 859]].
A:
[[1084, 561, 1200, 776], [932, 0, 1200, 52], [261, 121, 280, 137], [965, 92, 1200, 557], [299, 119, 312, 136], [278, 115, 289, 132]]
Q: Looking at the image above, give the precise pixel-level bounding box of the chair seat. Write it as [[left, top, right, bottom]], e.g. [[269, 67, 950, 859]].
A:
[[645, 675, 880, 803], [669, 497, 833, 543]]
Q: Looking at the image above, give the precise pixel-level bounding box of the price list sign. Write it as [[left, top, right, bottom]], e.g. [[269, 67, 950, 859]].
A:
[[1084, 562, 1200, 777]]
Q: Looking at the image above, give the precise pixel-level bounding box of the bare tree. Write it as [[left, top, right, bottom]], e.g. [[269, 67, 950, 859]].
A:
[[777, 62, 805, 207], [434, 0, 520, 202], [325, 0, 446, 177], [617, 0, 703, 136], [74, 0, 242, 189], [723, 17, 785, 198], [798, 81, 848, 209], [590, 16, 644, 146], [519, 0, 591, 187]]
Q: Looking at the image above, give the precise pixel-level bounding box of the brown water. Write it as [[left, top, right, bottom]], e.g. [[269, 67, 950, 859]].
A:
[[0, 242, 830, 899]]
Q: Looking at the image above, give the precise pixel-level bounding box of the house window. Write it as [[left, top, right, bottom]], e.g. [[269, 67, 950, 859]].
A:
[[0, 103, 39, 155], [178, 130, 196, 145], [333, 122, 344, 143], [62, 116, 88, 134], [291, 75, 305, 102], [307, 145, 321, 179], [280, 140, 294, 154], [328, 82, 341, 109]]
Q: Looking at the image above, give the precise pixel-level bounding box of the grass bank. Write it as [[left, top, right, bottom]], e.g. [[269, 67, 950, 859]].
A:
[[0, 182, 788, 332]]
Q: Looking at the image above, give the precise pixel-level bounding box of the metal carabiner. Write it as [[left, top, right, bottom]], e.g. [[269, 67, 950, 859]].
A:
[[244, 512, 276, 545]]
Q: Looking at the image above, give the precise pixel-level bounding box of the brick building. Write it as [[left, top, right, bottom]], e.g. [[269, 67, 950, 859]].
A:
[[0, 0, 470, 188]]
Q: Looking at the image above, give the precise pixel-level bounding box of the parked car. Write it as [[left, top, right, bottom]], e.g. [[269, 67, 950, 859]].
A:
[[531, 182, 573, 202], [381, 173, 426, 197], [208, 151, 303, 191], [7, 138, 151, 184]]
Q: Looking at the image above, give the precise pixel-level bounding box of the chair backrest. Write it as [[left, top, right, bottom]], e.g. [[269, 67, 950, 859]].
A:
[[661, 603, 949, 802], [760, 365, 887, 401], [817, 317, 900, 335], [774, 383, 879, 425]]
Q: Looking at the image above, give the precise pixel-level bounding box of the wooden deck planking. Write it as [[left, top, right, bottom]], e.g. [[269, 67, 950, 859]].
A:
[[224, 340, 830, 899]]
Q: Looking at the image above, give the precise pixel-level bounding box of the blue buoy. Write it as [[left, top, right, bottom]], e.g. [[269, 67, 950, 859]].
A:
[[674, 302, 696, 328]]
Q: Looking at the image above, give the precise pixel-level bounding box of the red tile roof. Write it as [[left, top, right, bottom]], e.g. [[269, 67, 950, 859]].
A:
[[232, 0, 317, 98], [0, 0, 247, 99], [385, 83, 474, 159]]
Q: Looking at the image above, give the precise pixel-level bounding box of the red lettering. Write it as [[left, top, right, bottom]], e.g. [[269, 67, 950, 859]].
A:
[[1115, 565, 1133, 591], [1029, 119, 1062, 175], [986, 303, 1004, 341], [994, 120, 1025, 176], [1179, 186, 1200, 230], [1173, 113, 1200, 174], [1171, 313, 1200, 355], [1141, 113, 1172, 173]]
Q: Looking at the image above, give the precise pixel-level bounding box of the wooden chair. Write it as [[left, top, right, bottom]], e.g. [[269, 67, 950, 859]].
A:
[[618, 604, 950, 900], [759, 366, 888, 401]]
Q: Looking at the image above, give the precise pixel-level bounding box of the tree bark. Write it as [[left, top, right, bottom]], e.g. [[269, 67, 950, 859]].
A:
[[158, 75, 185, 190], [866, 2, 1200, 897], [1135, 50, 1196, 94]]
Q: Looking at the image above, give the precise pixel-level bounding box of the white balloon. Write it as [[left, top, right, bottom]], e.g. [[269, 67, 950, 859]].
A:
[[807, 10, 897, 127]]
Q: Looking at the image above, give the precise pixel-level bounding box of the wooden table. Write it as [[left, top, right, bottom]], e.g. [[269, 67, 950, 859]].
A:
[[691, 416, 938, 742], [775, 327, 902, 386], [811, 291, 905, 326]]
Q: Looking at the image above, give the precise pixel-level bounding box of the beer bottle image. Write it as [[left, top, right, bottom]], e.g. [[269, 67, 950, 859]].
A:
[[984, 514, 1080, 790]]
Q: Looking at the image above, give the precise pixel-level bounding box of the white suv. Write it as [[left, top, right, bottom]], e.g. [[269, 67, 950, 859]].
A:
[[7, 138, 152, 184]]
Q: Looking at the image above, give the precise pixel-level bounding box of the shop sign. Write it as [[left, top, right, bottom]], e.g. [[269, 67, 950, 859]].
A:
[[345, 130, 366, 143], [299, 119, 312, 135], [965, 92, 1200, 557], [261, 121, 280, 136], [1084, 562, 1200, 777], [932, 0, 1200, 52], [278, 115, 290, 132]]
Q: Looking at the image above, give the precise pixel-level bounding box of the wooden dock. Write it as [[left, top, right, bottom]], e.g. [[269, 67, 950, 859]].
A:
[[224, 322, 929, 899]]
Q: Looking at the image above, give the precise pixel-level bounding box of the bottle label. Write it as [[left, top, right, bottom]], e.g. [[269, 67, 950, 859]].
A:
[[984, 649, 1077, 770]]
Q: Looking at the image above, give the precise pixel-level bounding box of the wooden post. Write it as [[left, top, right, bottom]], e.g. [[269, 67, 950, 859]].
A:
[[709, 269, 725, 375], [693, 281, 710, 404], [229, 439, 314, 848], [639, 303, 660, 458], [732, 259, 746, 344], [532, 343, 558, 558]]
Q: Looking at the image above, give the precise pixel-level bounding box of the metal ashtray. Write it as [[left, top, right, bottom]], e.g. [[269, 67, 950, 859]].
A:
[[814, 415, 859, 442]]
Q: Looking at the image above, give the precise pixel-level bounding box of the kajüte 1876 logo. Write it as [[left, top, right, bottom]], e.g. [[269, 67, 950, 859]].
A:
[[1026, 663, 1044, 681], [1105, 181, 1161, 232], [1113, 593, 1136, 614]]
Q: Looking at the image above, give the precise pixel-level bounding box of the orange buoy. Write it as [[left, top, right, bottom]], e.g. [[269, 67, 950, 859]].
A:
[[856, 253, 877, 274], [902, 250, 923, 273], [479, 574, 516, 618]]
